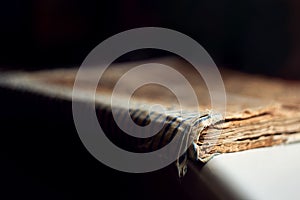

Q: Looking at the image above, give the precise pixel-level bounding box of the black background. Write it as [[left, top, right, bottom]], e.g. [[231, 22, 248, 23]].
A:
[[1, 0, 300, 78]]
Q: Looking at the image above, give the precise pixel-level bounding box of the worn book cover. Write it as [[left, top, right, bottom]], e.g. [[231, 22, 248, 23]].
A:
[[1, 58, 300, 176]]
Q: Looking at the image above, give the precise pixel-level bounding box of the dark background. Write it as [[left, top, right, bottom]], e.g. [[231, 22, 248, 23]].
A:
[[1, 0, 300, 199], [1, 0, 300, 78]]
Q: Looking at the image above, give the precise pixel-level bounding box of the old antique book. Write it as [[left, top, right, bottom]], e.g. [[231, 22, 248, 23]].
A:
[[1, 57, 300, 177]]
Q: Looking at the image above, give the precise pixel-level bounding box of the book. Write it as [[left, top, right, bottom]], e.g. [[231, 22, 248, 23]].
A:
[[1, 57, 300, 176]]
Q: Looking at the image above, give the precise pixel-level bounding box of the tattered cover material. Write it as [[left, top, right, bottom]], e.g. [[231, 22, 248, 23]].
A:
[[1, 58, 300, 177]]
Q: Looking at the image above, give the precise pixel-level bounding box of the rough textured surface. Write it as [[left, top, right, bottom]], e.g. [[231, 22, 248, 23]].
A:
[[1, 57, 300, 164]]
